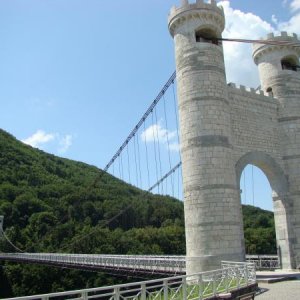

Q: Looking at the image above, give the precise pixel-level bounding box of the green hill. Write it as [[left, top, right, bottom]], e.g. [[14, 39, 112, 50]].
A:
[[0, 129, 275, 297]]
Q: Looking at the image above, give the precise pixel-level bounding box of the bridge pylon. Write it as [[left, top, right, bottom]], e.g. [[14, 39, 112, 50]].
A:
[[253, 33, 300, 270], [168, 0, 245, 274]]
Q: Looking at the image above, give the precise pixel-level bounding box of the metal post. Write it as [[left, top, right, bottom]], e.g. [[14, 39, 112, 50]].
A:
[[224, 269, 229, 292], [81, 291, 88, 300], [182, 277, 187, 300], [163, 279, 168, 300], [245, 265, 249, 286], [141, 283, 146, 300], [198, 274, 203, 300], [212, 273, 217, 295], [114, 287, 120, 300]]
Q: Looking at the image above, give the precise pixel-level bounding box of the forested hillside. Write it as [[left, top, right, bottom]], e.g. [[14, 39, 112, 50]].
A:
[[0, 129, 276, 297]]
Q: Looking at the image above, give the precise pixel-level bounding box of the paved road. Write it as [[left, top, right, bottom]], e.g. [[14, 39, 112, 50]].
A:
[[256, 280, 300, 299]]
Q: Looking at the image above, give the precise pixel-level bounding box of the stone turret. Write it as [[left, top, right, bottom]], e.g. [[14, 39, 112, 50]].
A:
[[168, 0, 245, 274], [253, 33, 300, 269]]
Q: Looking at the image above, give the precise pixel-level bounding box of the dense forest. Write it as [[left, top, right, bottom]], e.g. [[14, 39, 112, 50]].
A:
[[0, 129, 276, 298]]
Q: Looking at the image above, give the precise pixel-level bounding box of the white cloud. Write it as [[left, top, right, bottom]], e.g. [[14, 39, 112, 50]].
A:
[[22, 130, 55, 148], [219, 1, 275, 88], [272, 14, 278, 25], [277, 13, 300, 33], [282, 0, 289, 7], [58, 134, 73, 154], [141, 123, 179, 152], [290, 0, 300, 11], [22, 130, 73, 154]]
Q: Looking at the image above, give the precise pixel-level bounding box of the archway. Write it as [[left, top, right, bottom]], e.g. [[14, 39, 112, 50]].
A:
[[235, 151, 294, 269], [240, 164, 276, 257]]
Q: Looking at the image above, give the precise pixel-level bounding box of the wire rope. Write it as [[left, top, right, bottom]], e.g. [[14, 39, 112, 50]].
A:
[[151, 112, 160, 193], [126, 144, 131, 183], [143, 121, 151, 188], [154, 107, 163, 194], [243, 170, 247, 205], [133, 135, 139, 187], [163, 93, 174, 196], [252, 166, 255, 206], [0, 228, 24, 253], [136, 131, 143, 189]]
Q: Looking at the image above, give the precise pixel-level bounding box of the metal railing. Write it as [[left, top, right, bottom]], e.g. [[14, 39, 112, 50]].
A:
[[0, 253, 186, 274], [0, 253, 279, 274], [2, 261, 256, 300], [246, 255, 279, 270]]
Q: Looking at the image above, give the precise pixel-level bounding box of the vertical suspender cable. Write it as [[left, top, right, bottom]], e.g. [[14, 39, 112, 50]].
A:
[[154, 107, 163, 194], [252, 165, 255, 206], [126, 144, 131, 183], [136, 133, 143, 189], [163, 93, 174, 196], [133, 135, 139, 187], [151, 112, 160, 193], [172, 81, 183, 191], [243, 170, 247, 205], [143, 121, 151, 188], [120, 153, 124, 180]]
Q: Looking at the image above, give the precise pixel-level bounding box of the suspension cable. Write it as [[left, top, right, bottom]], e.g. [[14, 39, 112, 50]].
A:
[[163, 93, 174, 196], [0, 228, 24, 253], [103, 71, 176, 173], [252, 165, 255, 206], [218, 37, 300, 47], [148, 162, 182, 193], [133, 135, 139, 187], [136, 132, 143, 188], [143, 121, 151, 188], [154, 108, 163, 193], [126, 143, 131, 183], [151, 112, 160, 193]]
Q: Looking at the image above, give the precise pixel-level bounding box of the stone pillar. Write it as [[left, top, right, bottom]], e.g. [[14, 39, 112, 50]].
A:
[[253, 32, 300, 269], [168, 1, 245, 274]]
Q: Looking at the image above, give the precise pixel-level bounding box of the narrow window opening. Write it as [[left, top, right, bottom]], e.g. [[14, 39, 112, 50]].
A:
[[281, 56, 298, 72], [195, 28, 220, 46], [266, 87, 273, 96]]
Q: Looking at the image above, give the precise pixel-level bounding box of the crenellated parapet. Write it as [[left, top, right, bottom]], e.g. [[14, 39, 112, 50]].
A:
[[253, 32, 300, 64], [168, 0, 224, 37], [227, 83, 273, 99]]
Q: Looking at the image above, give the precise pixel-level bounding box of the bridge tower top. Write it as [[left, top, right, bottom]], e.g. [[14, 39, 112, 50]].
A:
[[252, 32, 300, 94], [168, 0, 225, 39]]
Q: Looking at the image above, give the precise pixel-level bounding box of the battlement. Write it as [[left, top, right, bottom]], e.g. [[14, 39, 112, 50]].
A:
[[168, 0, 224, 37], [253, 31, 300, 63], [261, 32, 298, 41], [227, 83, 273, 98]]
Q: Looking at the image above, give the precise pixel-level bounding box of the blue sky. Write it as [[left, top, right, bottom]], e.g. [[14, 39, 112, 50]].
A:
[[1, 0, 300, 211]]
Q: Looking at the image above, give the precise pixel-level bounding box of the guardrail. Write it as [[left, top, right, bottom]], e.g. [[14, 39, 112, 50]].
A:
[[0, 253, 186, 275], [246, 255, 279, 270], [0, 253, 279, 274], [2, 261, 256, 300]]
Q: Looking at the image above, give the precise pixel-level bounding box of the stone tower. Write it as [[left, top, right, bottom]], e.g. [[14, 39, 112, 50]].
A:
[[168, 0, 245, 274], [253, 33, 300, 269]]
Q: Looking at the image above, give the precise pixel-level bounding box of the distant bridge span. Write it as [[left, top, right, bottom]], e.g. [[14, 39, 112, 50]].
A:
[[0, 253, 279, 275]]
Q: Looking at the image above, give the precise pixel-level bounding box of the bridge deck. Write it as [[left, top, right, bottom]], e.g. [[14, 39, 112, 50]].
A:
[[0, 253, 279, 275]]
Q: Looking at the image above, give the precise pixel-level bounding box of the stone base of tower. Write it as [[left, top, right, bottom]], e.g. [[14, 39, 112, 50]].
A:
[[186, 253, 245, 274]]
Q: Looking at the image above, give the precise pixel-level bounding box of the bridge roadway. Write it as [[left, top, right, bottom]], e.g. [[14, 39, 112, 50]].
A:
[[0, 253, 186, 276], [0, 253, 279, 275]]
